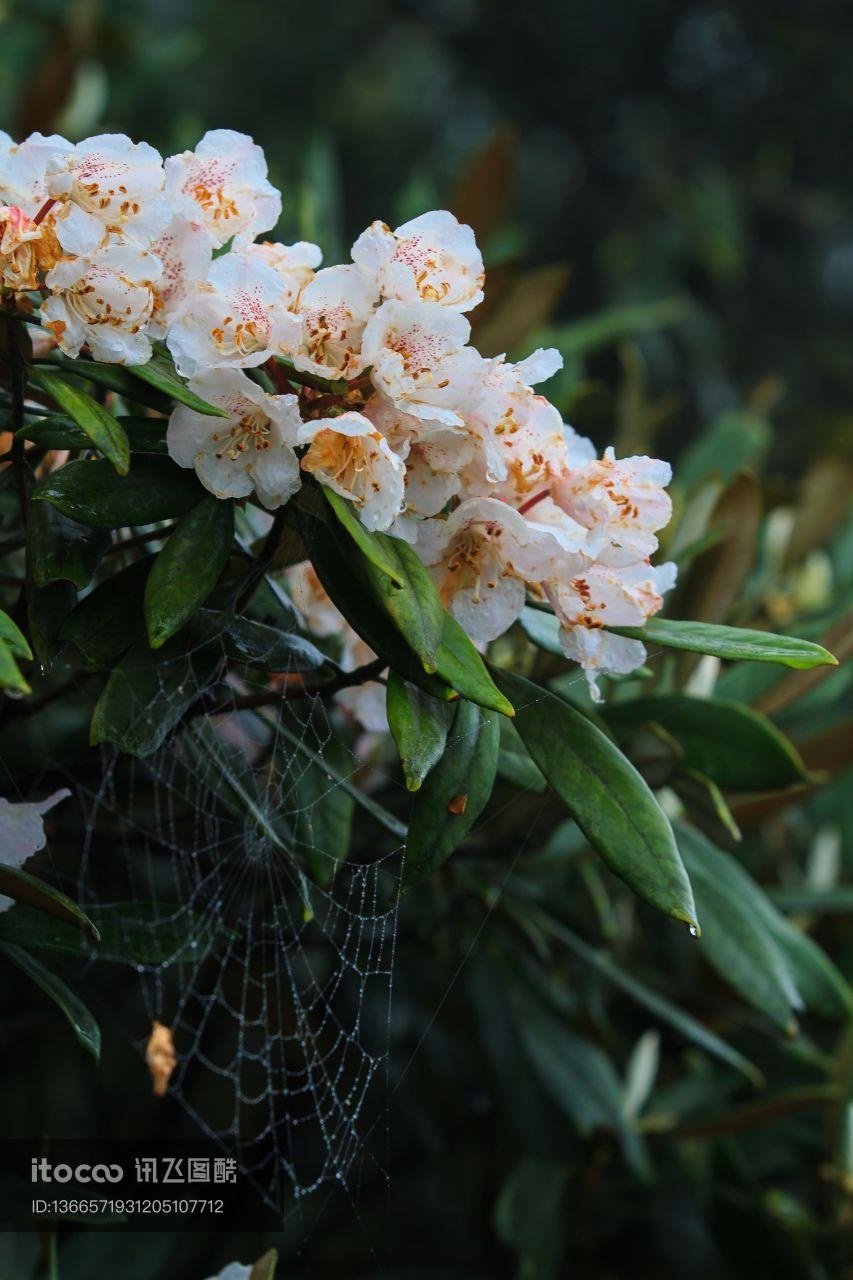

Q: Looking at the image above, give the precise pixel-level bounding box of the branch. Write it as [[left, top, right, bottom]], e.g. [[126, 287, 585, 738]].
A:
[[227, 657, 386, 714]]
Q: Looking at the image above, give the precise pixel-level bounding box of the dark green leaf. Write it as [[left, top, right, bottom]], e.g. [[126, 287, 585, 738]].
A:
[[194, 610, 331, 673], [677, 824, 802, 1031], [0, 942, 100, 1060], [386, 672, 453, 791], [26, 521, 75, 672], [144, 496, 234, 647], [0, 865, 99, 942], [353, 518, 445, 674], [672, 767, 741, 847], [434, 613, 514, 717], [34, 457, 204, 528], [497, 718, 547, 793], [518, 605, 563, 656], [19, 414, 168, 454], [493, 667, 697, 930], [90, 632, 221, 756], [60, 557, 151, 668], [0, 902, 231, 965], [608, 618, 837, 670], [37, 353, 173, 413], [29, 366, 130, 475], [604, 695, 808, 792], [404, 698, 499, 889], [28, 497, 111, 590]]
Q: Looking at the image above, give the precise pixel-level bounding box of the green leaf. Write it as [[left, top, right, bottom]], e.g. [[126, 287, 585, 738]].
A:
[[386, 672, 453, 791], [288, 735, 354, 887], [29, 366, 130, 475], [0, 941, 100, 1060], [126, 355, 229, 417], [90, 632, 221, 757], [608, 618, 837, 670], [60, 557, 151, 668], [523, 906, 762, 1084], [33, 457, 204, 528], [403, 698, 499, 890], [322, 487, 405, 585], [0, 864, 99, 942], [434, 613, 514, 717], [144, 496, 234, 647], [604, 695, 809, 792], [0, 610, 31, 692], [0, 610, 32, 660], [25, 527, 75, 673], [497, 718, 547, 793], [672, 767, 741, 847], [0, 902, 231, 965], [37, 352, 173, 413], [676, 824, 803, 1031], [19, 414, 168, 454], [492, 667, 697, 930], [194, 610, 331, 673], [28, 497, 111, 590], [350, 517, 445, 674]]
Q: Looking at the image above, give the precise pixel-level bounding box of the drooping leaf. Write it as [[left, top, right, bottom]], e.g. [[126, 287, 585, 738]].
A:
[[604, 695, 808, 792], [0, 610, 31, 661], [403, 698, 500, 889], [0, 609, 32, 692], [28, 497, 111, 590], [28, 366, 130, 475], [0, 941, 100, 1060], [386, 672, 454, 791], [0, 864, 99, 942], [144, 496, 234, 648], [493, 667, 697, 930], [36, 352, 173, 413], [90, 632, 221, 757], [33, 457, 204, 528], [608, 617, 837, 670], [434, 612, 514, 716]]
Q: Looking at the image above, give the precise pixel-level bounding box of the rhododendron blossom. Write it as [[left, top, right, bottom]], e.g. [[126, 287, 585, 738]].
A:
[[165, 128, 281, 248], [352, 210, 485, 311], [0, 124, 679, 700], [167, 369, 302, 507]]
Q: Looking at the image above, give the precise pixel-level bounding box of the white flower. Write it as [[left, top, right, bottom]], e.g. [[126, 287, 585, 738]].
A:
[[243, 239, 322, 306], [0, 131, 71, 215], [47, 133, 170, 255], [165, 253, 301, 378], [0, 205, 48, 292], [165, 129, 281, 248], [298, 411, 405, 531], [147, 215, 212, 335], [203, 1265, 251, 1280], [292, 264, 379, 380], [462, 349, 568, 499], [548, 559, 677, 699], [167, 368, 302, 508], [0, 788, 70, 913], [417, 496, 578, 643], [361, 299, 476, 425], [42, 239, 162, 364], [363, 393, 476, 517], [551, 446, 673, 565], [352, 210, 484, 311], [285, 561, 343, 638]]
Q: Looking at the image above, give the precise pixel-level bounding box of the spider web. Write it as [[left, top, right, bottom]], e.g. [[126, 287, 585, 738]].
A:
[[70, 621, 404, 1213]]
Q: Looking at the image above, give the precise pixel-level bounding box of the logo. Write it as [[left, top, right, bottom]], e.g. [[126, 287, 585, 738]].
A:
[[31, 1158, 123, 1184]]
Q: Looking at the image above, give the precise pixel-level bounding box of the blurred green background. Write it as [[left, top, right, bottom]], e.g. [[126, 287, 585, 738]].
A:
[[1, 3, 852, 1278]]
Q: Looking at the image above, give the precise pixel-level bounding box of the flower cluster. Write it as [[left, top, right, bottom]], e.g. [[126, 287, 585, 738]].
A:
[[1, 128, 675, 705]]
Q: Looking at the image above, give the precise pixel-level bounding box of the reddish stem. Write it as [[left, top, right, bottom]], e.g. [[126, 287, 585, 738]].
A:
[[518, 488, 549, 516], [33, 199, 56, 226]]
